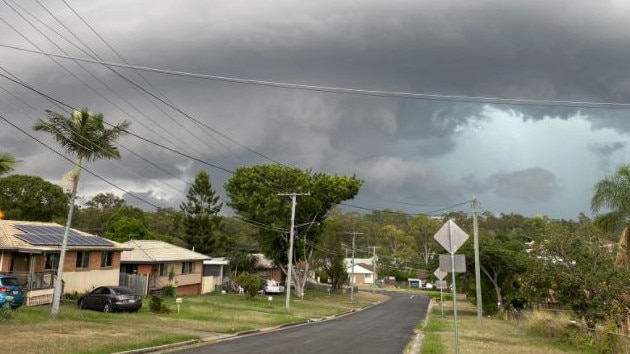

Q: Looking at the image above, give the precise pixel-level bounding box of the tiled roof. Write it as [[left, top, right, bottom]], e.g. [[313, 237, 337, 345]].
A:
[[0, 219, 127, 251], [120, 240, 210, 263]]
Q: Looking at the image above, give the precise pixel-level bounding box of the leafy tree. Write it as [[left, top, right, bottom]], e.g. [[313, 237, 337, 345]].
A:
[[103, 206, 149, 242], [145, 208, 186, 242], [219, 217, 259, 249], [408, 215, 441, 267], [460, 229, 529, 313], [0, 175, 68, 221], [84, 192, 125, 209], [377, 224, 416, 271], [224, 164, 362, 297], [0, 152, 17, 176], [316, 209, 348, 292], [72, 193, 126, 235], [228, 250, 257, 278], [180, 171, 224, 255], [33, 108, 130, 318], [522, 220, 630, 329]]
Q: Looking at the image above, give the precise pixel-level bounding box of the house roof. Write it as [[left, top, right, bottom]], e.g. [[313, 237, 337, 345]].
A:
[[347, 263, 374, 274], [0, 219, 130, 252], [120, 240, 211, 263]]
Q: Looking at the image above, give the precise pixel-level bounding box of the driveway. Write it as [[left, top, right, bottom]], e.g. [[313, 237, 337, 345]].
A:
[[173, 291, 430, 354]]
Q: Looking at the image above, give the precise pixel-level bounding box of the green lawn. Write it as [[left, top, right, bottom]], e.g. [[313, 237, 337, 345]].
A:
[[2, 290, 386, 354]]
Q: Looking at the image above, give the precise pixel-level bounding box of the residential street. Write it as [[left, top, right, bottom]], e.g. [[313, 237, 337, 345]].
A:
[[173, 291, 430, 354]]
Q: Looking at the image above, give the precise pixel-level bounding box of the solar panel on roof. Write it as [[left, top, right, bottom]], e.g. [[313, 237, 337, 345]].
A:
[[13, 224, 114, 246]]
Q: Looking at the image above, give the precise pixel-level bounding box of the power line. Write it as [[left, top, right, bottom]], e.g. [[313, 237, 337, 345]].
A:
[[0, 113, 161, 209], [3, 44, 630, 110]]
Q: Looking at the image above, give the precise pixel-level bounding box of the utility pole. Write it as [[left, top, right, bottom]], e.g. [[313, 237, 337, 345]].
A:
[[346, 231, 363, 302], [472, 197, 483, 326], [279, 193, 309, 313], [368, 246, 378, 293]]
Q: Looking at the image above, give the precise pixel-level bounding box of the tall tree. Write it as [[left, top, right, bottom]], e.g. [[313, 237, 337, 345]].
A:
[[316, 208, 349, 292], [408, 215, 441, 266], [103, 206, 149, 242], [0, 175, 68, 221], [84, 192, 125, 209], [180, 170, 224, 255], [0, 152, 17, 176], [591, 164, 630, 268], [224, 164, 362, 297], [591, 164, 630, 233], [33, 109, 130, 318]]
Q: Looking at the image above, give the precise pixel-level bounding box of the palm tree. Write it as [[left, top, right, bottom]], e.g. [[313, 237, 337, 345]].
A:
[[591, 164, 630, 267], [0, 152, 17, 176], [34, 109, 130, 318]]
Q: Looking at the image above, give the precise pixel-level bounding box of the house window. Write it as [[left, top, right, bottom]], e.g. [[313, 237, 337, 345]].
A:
[[365, 273, 372, 280], [75, 251, 90, 269], [181, 262, 193, 274], [45, 253, 59, 270], [159, 263, 169, 276], [100, 251, 113, 268]]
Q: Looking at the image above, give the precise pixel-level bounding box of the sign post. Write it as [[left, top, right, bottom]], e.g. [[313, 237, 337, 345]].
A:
[[433, 268, 448, 318], [434, 219, 469, 354]]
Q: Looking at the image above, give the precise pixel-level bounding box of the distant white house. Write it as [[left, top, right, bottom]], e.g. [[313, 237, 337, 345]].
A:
[[344, 258, 376, 285]]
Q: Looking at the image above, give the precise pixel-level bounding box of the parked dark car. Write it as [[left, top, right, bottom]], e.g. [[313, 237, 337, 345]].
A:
[[0, 274, 25, 309], [77, 286, 142, 313]]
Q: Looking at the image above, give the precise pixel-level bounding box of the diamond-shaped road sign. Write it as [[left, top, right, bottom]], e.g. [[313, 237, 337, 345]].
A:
[[433, 268, 448, 281], [434, 219, 469, 254]]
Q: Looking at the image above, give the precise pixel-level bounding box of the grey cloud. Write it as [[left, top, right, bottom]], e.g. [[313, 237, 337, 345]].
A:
[[488, 168, 558, 203], [588, 141, 625, 157]]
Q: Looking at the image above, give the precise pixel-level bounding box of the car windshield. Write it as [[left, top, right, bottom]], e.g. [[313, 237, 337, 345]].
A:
[[0, 277, 20, 286]]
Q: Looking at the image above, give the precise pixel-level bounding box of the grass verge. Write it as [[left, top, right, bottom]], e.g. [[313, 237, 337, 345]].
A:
[[2, 290, 386, 353], [420, 298, 596, 354]]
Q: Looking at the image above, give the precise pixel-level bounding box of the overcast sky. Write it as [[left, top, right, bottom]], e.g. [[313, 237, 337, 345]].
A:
[[2, 0, 630, 220]]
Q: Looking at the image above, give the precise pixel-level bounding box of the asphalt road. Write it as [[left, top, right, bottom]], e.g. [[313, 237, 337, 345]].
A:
[[174, 291, 430, 354]]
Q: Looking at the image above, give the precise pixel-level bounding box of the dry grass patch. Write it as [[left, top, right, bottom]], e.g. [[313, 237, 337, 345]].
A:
[[423, 299, 594, 354]]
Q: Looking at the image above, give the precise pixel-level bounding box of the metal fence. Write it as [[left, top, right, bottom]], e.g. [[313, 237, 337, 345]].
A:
[[118, 273, 148, 296]]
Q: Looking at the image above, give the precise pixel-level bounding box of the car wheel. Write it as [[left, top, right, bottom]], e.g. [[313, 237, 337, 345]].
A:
[[103, 302, 112, 313]]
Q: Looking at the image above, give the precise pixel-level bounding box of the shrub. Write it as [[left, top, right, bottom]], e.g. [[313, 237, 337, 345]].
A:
[[149, 296, 171, 314], [235, 273, 263, 298], [164, 285, 177, 297], [0, 304, 13, 322]]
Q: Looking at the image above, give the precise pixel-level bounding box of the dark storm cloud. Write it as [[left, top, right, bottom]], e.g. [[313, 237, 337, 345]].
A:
[[2, 0, 630, 218]]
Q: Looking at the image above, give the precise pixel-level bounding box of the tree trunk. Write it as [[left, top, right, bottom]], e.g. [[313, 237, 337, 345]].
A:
[[481, 266, 503, 311], [51, 163, 81, 319]]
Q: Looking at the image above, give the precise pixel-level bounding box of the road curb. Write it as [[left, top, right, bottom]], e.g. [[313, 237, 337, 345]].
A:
[[117, 293, 390, 353], [112, 339, 200, 354]]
